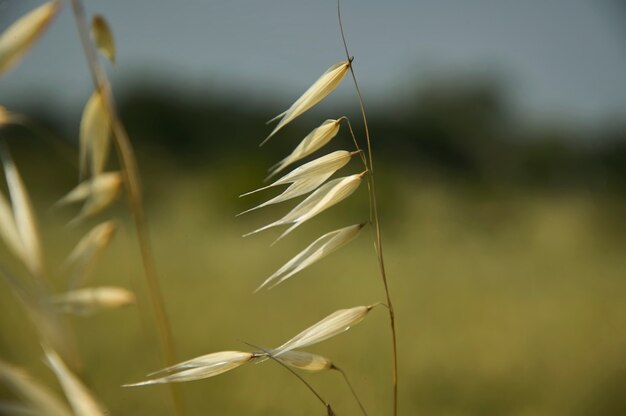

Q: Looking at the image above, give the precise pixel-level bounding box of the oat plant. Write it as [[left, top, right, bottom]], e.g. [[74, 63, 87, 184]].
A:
[[252, 2, 399, 413], [0, 1, 181, 414], [128, 1, 399, 414], [1, 1, 399, 414]]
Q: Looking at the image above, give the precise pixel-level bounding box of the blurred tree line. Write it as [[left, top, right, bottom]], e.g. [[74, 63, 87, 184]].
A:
[[5, 77, 625, 196], [118, 79, 625, 194]]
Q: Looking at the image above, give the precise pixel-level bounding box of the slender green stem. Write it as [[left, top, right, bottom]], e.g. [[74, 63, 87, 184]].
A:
[[68, 1, 182, 414], [338, 1, 399, 415]]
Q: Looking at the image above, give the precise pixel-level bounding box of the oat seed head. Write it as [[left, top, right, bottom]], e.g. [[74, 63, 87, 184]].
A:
[[244, 174, 362, 242], [261, 61, 349, 145], [79, 91, 111, 179], [124, 351, 255, 387], [90, 15, 116, 64], [238, 175, 332, 216], [52, 286, 135, 315], [267, 119, 342, 180], [240, 150, 352, 198], [256, 223, 365, 292], [0, 1, 61, 75], [1, 147, 44, 277], [58, 172, 123, 225], [57, 171, 122, 205], [276, 350, 334, 372], [64, 221, 117, 281], [275, 305, 375, 355]]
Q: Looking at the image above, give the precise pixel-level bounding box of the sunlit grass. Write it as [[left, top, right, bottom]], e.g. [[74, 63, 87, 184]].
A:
[[1, 169, 624, 415]]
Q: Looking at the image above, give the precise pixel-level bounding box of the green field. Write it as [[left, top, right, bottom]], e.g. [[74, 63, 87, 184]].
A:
[[1, 161, 625, 415]]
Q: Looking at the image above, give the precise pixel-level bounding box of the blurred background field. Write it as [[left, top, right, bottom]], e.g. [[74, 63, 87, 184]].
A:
[[1, 1, 626, 415]]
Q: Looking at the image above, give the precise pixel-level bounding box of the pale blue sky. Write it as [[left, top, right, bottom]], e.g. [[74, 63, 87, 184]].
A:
[[1, 0, 625, 131]]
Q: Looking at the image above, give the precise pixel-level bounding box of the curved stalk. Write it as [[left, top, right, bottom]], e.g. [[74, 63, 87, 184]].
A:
[[340, 116, 373, 223], [68, 1, 182, 414], [333, 365, 369, 416], [338, 1, 399, 415], [246, 344, 336, 414]]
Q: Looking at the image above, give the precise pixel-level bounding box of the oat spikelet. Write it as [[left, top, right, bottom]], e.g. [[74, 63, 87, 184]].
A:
[[124, 351, 255, 386], [66, 222, 116, 267], [90, 15, 115, 64], [0, 1, 61, 75], [239, 150, 354, 215], [64, 222, 116, 288], [239, 175, 329, 216], [79, 91, 111, 179], [1, 147, 44, 277], [241, 150, 354, 197], [267, 119, 342, 180], [44, 347, 106, 416], [244, 174, 363, 243], [256, 223, 365, 292], [57, 172, 122, 224], [0, 359, 72, 416], [52, 286, 135, 315], [275, 305, 376, 355], [277, 351, 334, 372], [262, 61, 350, 145]]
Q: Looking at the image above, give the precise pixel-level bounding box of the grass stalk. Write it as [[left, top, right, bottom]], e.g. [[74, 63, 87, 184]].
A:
[[333, 365, 369, 416], [68, 1, 182, 414], [246, 344, 336, 414], [337, 1, 399, 414]]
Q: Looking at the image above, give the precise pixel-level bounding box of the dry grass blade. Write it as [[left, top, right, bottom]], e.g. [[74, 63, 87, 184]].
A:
[[79, 90, 111, 179], [44, 347, 105, 416], [90, 15, 115, 64], [256, 223, 365, 292], [52, 286, 135, 315], [267, 119, 342, 180], [0, 1, 61, 75], [277, 351, 334, 372], [124, 351, 255, 386], [57, 172, 122, 224], [1, 147, 44, 277], [0, 359, 72, 416], [262, 61, 350, 145], [275, 305, 376, 355], [244, 174, 362, 242]]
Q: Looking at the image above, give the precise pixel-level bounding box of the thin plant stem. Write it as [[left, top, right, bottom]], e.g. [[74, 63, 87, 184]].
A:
[[245, 343, 335, 413], [338, 1, 399, 415], [68, 1, 182, 414], [340, 116, 373, 224], [333, 365, 368, 416]]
